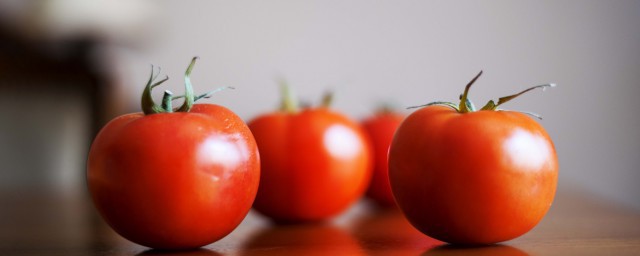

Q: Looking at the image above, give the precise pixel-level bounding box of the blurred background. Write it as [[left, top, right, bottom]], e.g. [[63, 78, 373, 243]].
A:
[[0, 0, 639, 213]]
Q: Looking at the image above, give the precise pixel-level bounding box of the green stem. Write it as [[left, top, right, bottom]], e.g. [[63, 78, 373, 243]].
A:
[[279, 79, 298, 113], [176, 57, 198, 112], [480, 83, 556, 110], [141, 66, 170, 115], [459, 70, 483, 113], [161, 90, 174, 112], [407, 101, 459, 111], [172, 86, 236, 101], [321, 91, 333, 108], [140, 57, 226, 115]]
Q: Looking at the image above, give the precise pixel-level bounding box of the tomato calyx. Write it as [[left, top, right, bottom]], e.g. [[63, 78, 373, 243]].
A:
[[278, 80, 334, 113], [408, 71, 556, 119], [279, 79, 299, 113], [141, 57, 233, 115]]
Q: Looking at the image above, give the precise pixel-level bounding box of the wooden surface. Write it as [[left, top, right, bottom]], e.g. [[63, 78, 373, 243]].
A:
[[1, 187, 639, 255]]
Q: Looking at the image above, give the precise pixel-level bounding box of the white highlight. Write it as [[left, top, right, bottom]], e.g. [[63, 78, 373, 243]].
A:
[[323, 124, 361, 159], [503, 129, 551, 171], [197, 134, 249, 180]]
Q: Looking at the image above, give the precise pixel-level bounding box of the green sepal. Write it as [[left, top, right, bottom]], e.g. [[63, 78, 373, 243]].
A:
[[480, 83, 556, 111], [141, 65, 170, 115], [407, 101, 459, 111]]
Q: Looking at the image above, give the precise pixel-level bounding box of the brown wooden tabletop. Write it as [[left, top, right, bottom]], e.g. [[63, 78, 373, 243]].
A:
[[1, 186, 639, 256]]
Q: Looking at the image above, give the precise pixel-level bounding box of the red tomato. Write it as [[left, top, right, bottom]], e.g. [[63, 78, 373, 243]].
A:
[[361, 110, 404, 207], [87, 58, 260, 249], [389, 71, 558, 245], [248, 87, 371, 223]]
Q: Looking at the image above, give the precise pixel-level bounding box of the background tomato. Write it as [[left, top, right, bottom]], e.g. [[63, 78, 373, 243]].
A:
[[361, 110, 404, 207], [248, 87, 371, 223], [389, 72, 558, 245], [87, 58, 260, 249]]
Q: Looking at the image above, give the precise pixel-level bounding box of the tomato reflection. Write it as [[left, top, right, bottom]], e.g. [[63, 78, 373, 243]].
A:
[[349, 206, 442, 255], [241, 223, 365, 256], [422, 244, 529, 256], [136, 248, 222, 256]]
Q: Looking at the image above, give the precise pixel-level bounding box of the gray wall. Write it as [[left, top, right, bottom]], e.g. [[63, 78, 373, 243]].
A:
[[2, 1, 639, 209], [126, 0, 639, 208]]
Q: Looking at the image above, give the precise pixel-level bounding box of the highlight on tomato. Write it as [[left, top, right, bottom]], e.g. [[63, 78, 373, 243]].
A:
[[389, 71, 558, 245], [87, 57, 260, 250], [361, 107, 405, 207], [248, 83, 372, 223]]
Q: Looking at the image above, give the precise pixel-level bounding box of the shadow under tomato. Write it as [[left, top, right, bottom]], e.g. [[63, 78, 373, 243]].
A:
[[422, 244, 529, 256], [349, 207, 443, 255], [240, 223, 365, 256], [136, 248, 222, 256]]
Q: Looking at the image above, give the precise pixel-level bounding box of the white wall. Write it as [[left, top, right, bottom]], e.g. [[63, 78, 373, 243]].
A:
[[108, 0, 640, 209]]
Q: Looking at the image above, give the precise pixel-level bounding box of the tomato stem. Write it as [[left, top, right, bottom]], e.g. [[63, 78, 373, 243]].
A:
[[407, 71, 555, 118], [161, 90, 174, 112], [407, 101, 459, 110], [480, 83, 556, 111], [141, 57, 230, 115], [376, 103, 398, 114], [176, 57, 198, 113], [172, 87, 236, 101], [321, 91, 334, 108], [459, 71, 483, 113], [141, 66, 170, 115], [279, 79, 299, 113]]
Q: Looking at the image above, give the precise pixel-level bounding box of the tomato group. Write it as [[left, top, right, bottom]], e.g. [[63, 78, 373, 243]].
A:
[[248, 87, 372, 222], [87, 58, 260, 249], [389, 72, 558, 244], [361, 110, 404, 207]]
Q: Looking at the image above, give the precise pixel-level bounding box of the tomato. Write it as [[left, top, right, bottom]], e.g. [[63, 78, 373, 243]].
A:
[[87, 58, 260, 250], [248, 86, 371, 223], [361, 109, 404, 207], [389, 71, 558, 245]]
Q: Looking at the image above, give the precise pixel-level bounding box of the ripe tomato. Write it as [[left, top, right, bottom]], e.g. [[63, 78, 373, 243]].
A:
[[248, 86, 371, 223], [361, 109, 404, 207], [389, 71, 558, 245], [87, 58, 260, 250]]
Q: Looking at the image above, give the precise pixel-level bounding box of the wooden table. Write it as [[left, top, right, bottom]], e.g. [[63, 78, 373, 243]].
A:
[[1, 187, 639, 255]]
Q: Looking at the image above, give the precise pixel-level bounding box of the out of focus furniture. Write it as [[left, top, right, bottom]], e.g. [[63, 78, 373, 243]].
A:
[[0, 28, 112, 136], [0, 26, 117, 192]]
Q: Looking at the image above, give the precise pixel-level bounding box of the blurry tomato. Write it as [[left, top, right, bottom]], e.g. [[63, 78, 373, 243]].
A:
[[248, 86, 371, 223], [361, 109, 405, 207]]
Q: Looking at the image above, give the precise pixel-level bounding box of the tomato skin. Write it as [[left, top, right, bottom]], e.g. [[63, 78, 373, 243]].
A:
[[87, 104, 260, 250], [248, 108, 372, 222], [389, 105, 558, 245], [361, 112, 405, 207]]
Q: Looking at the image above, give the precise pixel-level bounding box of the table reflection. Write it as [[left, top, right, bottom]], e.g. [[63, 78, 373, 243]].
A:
[[422, 244, 528, 256], [348, 206, 442, 255], [137, 248, 222, 256], [241, 223, 365, 256]]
